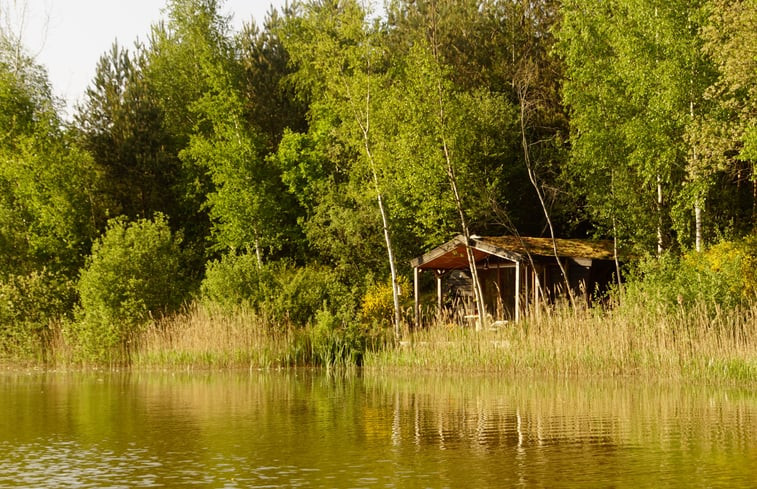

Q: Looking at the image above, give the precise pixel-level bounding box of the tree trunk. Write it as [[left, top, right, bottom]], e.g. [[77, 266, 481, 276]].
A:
[[344, 59, 402, 339], [695, 200, 703, 252], [440, 131, 487, 330], [361, 134, 401, 338], [518, 84, 575, 310], [429, 10, 487, 330], [657, 174, 664, 256], [753, 164, 756, 229], [612, 215, 623, 297], [254, 233, 262, 269]]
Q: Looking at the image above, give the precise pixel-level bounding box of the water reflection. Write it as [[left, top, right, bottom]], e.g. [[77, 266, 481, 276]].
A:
[[0, 371, 755, 488]]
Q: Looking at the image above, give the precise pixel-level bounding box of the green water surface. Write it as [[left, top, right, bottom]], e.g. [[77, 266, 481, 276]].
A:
[[1, 371, 755, 488]]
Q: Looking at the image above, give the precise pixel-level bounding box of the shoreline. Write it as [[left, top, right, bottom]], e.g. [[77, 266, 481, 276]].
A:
[[2, 301, 754, 385]]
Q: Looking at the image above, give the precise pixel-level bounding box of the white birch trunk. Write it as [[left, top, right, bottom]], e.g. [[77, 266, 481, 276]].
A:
[[657, 175, 664, 256]]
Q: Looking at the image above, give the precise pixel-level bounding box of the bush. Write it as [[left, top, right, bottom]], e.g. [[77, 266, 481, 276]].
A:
[[0, 269, 75, 359], [360, 275, 412, 325], [73, 214, 187, 361], [201, 252, 276, 310], [308, 309, 370, 368], [267, 264, 354, 326], [689, 235, 757, 305], [623, 234, 757, 311], [201, 255, 356, 327]]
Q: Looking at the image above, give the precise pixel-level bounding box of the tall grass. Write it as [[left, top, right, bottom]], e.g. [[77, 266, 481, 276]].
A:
[[366, 300, 757, 383], [4, 298, 755, 384], [131, 303, 388, 370], [131, 303, 312, 369]]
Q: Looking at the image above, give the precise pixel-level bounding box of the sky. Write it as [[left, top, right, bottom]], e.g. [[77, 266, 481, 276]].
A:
[[9, 0, 287, 115]]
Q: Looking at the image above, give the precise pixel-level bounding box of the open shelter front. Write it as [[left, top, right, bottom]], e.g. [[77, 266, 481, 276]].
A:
[[410, 235, 620, 326]]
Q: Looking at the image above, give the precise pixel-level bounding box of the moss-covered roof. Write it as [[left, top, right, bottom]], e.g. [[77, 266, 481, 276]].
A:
[[481, 236, 616, 260], [411, 235, 618, 270]]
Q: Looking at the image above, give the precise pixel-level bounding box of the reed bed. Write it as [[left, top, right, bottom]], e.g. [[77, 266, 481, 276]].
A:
[[366, 301, 757, 382], [16, 299, 754, 383], [132, 303, 310, 369]]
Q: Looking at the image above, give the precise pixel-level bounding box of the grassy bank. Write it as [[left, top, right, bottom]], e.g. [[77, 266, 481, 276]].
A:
[[367, 301, 756, 382], [3, 301, 755, 383], [132, 300, 755, 382], [132, 304, 387, 370]]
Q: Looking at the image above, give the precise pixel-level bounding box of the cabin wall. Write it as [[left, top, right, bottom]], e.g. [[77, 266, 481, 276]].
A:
[[416, 258, 619, 325], [479, 267, 516, 320]]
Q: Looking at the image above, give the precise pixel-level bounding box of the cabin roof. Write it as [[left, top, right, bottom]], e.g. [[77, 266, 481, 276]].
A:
[[410, 235, 617, 270]]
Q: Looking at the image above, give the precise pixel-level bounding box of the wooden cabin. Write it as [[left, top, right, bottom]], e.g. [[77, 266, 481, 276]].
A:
[[410, 235, 620, 326]]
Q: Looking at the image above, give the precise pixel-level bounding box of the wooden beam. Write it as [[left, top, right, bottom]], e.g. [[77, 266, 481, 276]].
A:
[[532, 266, 537, 319], [470, 238, 524, 263], [524, 262, 529, 316], [497, 266, 502, 319], [515, 260, 521, 322], [414, 267, 420, 329], [409, 235, 466, 268]]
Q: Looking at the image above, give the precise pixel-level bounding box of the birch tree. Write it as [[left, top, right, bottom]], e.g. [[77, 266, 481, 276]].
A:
[[558, 0, 713, 254], [282, 0, 403, 337]]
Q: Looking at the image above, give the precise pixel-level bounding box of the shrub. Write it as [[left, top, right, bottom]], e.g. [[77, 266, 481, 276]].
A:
[[201, 252, 276, 310], [73, 214, 187, 361], [689, 235, 757, 305], [308, 309, 368, 368], [266, 264, 354, 326], [201, 256, 356, 327], [623, 234, 757, 311], [360, 275, 412, 325], [0, 269, 75, 359]]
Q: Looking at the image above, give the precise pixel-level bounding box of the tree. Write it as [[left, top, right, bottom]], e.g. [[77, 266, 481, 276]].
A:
[[181, 39, 298, 264], [1, 41, 101, 277], [0, 34, 102, 354], [558, 0, 714, 254], [693, 0, 757, 234], [74, 214, 187, 362], [385, 0, 563, 238], [138, 0, 236, 259], [237, 7, 308, 152], [383, 2, 530, 328], [281, 0, 405, 336], [75, 43, 183, 223]]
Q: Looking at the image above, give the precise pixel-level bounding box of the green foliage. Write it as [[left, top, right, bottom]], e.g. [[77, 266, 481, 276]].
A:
[[181, 55, 296, 257], [361, 275, 412, 325], [0, 269, 75, 358], [268, 264, 354, 326], [237, 9, 308, 150], [201, 254, 356, 327], [1, 49, 102, 278], [74, 43, 183, 225], [557, 0, 716, 251], [308, 308, 367, 368], [1, 131, 102, 274], [377, 43, 520, 245], [623, 235, 757, 311], [272, 124, 387, 274], [201, 252, 275, 309], [73, 214, 187, 361]]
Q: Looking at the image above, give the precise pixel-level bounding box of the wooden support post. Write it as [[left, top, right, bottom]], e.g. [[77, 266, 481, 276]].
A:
[[414, 267, 420, 329], [533, 266, 539, 319], [497, 266, 502, 319], [524, 263, 529, 317], [436, 273, 443, 313], [515, 260, 521, 322]]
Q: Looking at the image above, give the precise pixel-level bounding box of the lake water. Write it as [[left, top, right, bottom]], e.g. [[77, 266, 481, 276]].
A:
[[1, 370, 755, 488]]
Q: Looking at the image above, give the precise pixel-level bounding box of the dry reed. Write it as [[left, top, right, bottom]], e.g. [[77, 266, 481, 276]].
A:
[[132, 303, 308, 369], [14, 299, 755, 383], [366, 301, 757, 382]]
